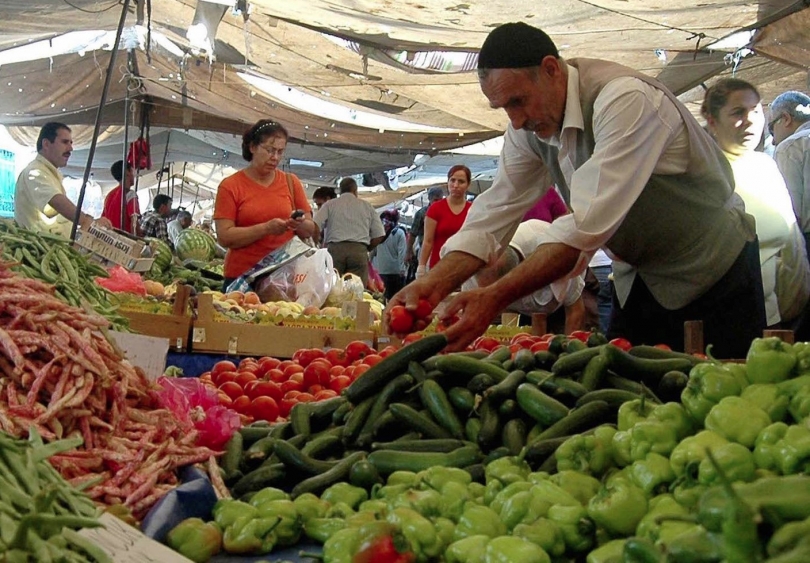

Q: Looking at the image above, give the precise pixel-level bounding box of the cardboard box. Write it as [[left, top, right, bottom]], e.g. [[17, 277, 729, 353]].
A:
[[192, 293, 376, 357], [74, 224, 155, 272], [108, 331, 170, 381]]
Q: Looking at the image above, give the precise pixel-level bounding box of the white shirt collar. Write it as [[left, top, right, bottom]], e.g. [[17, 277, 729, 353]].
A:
[[538, 63, 584, 147]]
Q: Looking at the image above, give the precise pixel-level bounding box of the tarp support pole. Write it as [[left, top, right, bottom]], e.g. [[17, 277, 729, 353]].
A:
[[70, 0, 132, 241], [120, 55, 132, 232]]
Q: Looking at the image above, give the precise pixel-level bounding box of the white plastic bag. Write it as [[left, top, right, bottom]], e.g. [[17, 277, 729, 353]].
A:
[[255, 248, 335, 308]]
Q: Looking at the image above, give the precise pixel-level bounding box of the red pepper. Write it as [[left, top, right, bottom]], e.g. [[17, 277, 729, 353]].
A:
[[609, 337, 633, 352], [353, 535, 415, 563]]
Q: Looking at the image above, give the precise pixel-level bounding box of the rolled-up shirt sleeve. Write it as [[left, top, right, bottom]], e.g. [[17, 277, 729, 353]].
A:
[[441, 126, 555, 264]]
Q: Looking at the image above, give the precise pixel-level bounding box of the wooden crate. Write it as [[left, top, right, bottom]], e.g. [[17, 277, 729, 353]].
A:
[[191, 294, 377, 357], [120, 285, 194, 351]]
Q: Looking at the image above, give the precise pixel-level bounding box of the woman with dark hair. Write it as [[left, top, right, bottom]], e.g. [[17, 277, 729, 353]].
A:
[[416, 165, 472, 277], [213, 120, 315, 285], [702, 79, 810, 326]]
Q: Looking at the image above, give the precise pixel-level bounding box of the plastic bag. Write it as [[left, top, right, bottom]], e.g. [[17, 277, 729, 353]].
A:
[[95, 265, 147, 296], [254, 248, 335, 307], [368, 260, 385, 293], [226, 236, 312, 294], [325, 271, 365, 306], [153, 376, 240, 450]]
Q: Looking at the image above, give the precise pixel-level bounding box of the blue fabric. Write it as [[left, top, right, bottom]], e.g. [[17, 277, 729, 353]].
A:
[[167, 352, 234, 378], [142, 466, 218, 543]]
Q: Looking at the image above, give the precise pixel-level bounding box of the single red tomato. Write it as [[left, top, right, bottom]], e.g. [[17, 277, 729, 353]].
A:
[[238, 357, 259, 370], [568, 330, 591, 342], [609, 337, 634, 352], [235, 372, 257, 388], [266, 368, 286, 383], [232, 395, 252, 415], [308, 384, 325, 394], [218, 381, 244, 401], [296, 392, 315, 403], [199, 371, 213, 381], [378, 345, 399, 358], [328, 375, 351, 393], [279, 396, 297, 418], [328, 365, 345, 377], [217, 392, 233, 407], [654, 343, 672, 351], [509, 332, 534, 346], [289, 372, 305, 384], [345, 341, 373, 363], [325, 348, 349, 367], [414, 298, 433, 320], [249, 396, 279, 422], [472, 336, 501, 352], [303, 362, 330, 388], [343, 366, 356, 380], [388, 305, 415, 333], [257, 356, 281, 376], [283, 363, 304, 378], [353, 364, 371, 378], [283, 390, 302, 400], [293, 348, 327, 367], [248, 381, 282, 402], [402, 333, 423, 345], [314, 389, 338, 401], [530, 340, 551, 353], [280, 379, 304, 394], [214, 370, 238, 386], [310, 358, 334, 371], [362, 354, 383, 367], [277, 360, 296, 372], [211, 360, 237, 377]]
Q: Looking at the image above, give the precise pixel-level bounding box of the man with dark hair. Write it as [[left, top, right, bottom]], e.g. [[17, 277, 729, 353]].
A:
[[314, 177, 385, 286], [139, 194, 173, 244], [770, 91, 810, 260], [14, 122, 112, 237], [167, 210, 193, 247], [101, 160, 140, 234], [388, 22, 765, 358], [405, 186, 444, 282]]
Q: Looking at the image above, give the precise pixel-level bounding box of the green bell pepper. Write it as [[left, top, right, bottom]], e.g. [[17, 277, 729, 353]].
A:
[[512, 518, 566, 558], [222, 514, 280, 555], [587, 481, 648, 537], [359, 499, 388, 515], [555, 426, 617, 477], [434, 517, 455, 548], [669, 430, 729, 478], [388, 488, 443, 519], [703, 396, 772, 448], [387, 471, 421, 487], [681, 362, 746, 425], [635, 494, 693, 544], [628, 453, 676, 496], [618, 398, 656, 431], [697, 442, 755, 485], [649, 402, 695, 441], [629, 421, 679, 462], [439, 480, 472, 522], [213, 499, 257, 530], [546, 503, 594, 553], [500, 490, 532, 531], [453, 505, 506, 542], [420, 466, 471, 491], [523, 481, 581, 525], [789, 385, 810, 422], [482, 479, 503, 506], [321, 482, 368, 509], [611, 430, 633, 468], [753, 422, 788, 472], [248, 487, 289, 507], [747, 337, 796, 384], [549, 470, 601, 506], [325, 501, 356, 519], [489, 481, 532, 515], [778, 374, 810, 396], [792, 341, 810, 372], [322, 527, 362, 563], [386, 507, 443, 561], [586, 538, 627, 563], [741, 383, 790, 423], [293, 493, 330, 523], [767, 515, 810, 557], [468, 482, 486, 503], [484, 535, 550, 563], [303, 517, 347, 544], [445, 535, 489, 563], [671, 481, 708, 510], [484, 455, 531, 486], [660, 524, 723, 562], [165, 518, 222, 563], [255, 499, 301, 547], [373, 483, 411, 501], [754, 422, 810, 474]]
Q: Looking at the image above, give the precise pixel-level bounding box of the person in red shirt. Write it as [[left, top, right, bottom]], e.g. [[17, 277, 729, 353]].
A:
[[101, 160, 140, 233], [417, 165, 473, 275]]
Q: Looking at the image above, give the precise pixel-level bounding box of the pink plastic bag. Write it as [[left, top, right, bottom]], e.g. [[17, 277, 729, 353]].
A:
[[95, 265, 147, 296], [154, 376, 241, 450]]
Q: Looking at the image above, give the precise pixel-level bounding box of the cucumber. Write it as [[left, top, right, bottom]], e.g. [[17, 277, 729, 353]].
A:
[[533, 351, 557, 370], [220, 432, 243, 479], [550, 345, 605, 377], [513, 347, 536, 371], [244, 436, 278, 464], [291, 451, 366, 498], [349, 459, 383, 489], [238, 425, 274, 445], [389, 403, 453, 439], [601, 344, 695, 386], [502, 418, 528, 456], [448, 387, 476, 414], [603, 374, 661, 402], [485, 346, 512, 364], [484, 446, 511, 464], [498, 399, 520, 418], [429, 354, 510, 383], [463, 463, 486, 484], [232, 463, 286, 497], [269, 421, 294, 439], [530, 372, 588, 401], [515, 383, 570, 427], [575, 389, 645, 409], [419, 379, 465, 439], [273, 439, 339, 475], [531, 401, 613, 442], [367, 445, 481, 475], [628, 345, 706, 366], [483, 370, 526, 405], [465, 418, 482, 443], [580, 352, 610, 391], [332, 401, 353, 426], [521, 435, 570, 466], [565, 339, 588, 353], [587, 332, 609, 347], [290, 403, 313, 438], [342, 395, 376, 446], [468, 373, 496, 394], [356, 373, 415, 447], [370, 439, 473, 452], [476, 398, 501, 449], [407, 361, 429, 383], [301, 432, 344, 460], [344, 333, 447, 404], [657, 370, 690, 402]]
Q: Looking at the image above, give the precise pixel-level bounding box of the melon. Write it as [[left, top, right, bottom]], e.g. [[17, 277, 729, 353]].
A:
[[175, 229, 216, 262], [146, 237, 173, 274]]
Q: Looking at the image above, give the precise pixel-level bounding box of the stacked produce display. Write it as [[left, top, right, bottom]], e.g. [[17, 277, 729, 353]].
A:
[[157, 331, 810, 562]]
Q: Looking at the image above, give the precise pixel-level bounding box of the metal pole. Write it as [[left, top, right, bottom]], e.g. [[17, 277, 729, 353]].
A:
[[120, 67, 131, 231], [70, 0, 132, 241]]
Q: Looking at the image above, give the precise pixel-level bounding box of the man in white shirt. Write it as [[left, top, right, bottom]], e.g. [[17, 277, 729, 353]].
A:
[[770, 91, 810, 262], [314, 177, 385, 287], [387, 22, 764, 358], [167, 210, 193, 247], [14, 122, 112, 237]]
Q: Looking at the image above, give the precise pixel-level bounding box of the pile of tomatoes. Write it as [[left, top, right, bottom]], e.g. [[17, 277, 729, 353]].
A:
[[470, 330, 634, 354], [198, 340, 399, 423]]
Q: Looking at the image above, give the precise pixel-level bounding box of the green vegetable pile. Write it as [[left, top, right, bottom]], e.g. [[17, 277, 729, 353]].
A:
[[0, 219, 128, 330], [0, 429, 108, 562], [167, 334, 810, 562]]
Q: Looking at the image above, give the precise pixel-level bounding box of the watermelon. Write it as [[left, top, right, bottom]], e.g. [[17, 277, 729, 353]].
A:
[[146, 237, 173, 275], [175, 229, 216, 262]]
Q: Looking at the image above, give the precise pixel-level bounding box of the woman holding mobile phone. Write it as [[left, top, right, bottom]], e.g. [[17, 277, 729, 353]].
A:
[[214, 120, 315, 288]]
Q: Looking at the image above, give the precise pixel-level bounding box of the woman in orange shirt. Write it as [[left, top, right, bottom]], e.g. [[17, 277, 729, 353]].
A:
[[214, 120, 315, 286]]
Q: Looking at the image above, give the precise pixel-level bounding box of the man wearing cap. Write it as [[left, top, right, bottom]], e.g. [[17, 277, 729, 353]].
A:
[[405, 186, 444, 282], [388, 22, 765, 358]]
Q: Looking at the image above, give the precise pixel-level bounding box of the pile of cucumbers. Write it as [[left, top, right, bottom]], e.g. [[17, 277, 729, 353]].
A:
[[219, 331, 707, 500]]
